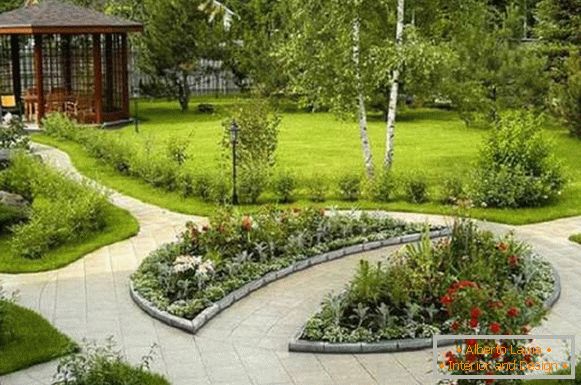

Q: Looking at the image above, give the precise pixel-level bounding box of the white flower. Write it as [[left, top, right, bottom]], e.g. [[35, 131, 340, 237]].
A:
[[196, 260, 215, 277], [2, 112, 13, 125], [172, 255, 202, 274]]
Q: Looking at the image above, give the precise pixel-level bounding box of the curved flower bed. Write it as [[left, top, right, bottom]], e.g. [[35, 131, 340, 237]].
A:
[[291, 219, 558, 353], [131, 207, 446, 332]]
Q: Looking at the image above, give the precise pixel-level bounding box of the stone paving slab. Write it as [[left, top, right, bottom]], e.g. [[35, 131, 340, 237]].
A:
[[1, 144, 580, 385]]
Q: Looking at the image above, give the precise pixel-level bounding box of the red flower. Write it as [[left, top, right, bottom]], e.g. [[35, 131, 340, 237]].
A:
[[508, 254, 519, 267], [525, 297, 535, 307], [466, 338, 477, 346], [497, 242, 509, 252], [466, 352, 477, 362], [507, 307, 520, 318], [489, 322, 501, 334], [451, 321, 460, 332], [524, 354, 532, 363], [440, 295, 453, 306], [241, 216, 253, 232], [470, 318, 479, 328], [492, 345, 502, 359], [470, 307, 482, 319]]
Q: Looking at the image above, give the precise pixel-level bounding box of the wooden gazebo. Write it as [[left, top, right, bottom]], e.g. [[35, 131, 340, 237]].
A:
[[0, 0, 142, 125]]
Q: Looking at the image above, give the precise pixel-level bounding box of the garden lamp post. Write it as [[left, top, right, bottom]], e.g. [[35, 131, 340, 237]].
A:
[[132, 86, 139, 133], [230, 120, 240, 205]]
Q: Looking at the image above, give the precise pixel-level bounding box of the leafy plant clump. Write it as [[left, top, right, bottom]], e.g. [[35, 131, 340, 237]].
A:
[[0, 152, 108, 259], [132, 207, 440, 319], [53, 339, 169, 385], [301, 219, 554, 343], [471, 111, 566, 208], [0, 115, 29, 150]]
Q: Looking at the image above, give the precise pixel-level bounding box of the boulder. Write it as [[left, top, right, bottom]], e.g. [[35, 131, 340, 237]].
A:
[[0, 191, 28, 209]]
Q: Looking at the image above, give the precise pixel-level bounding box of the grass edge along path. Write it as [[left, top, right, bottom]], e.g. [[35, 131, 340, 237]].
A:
[[31, 134, 581, 226], [0, 302, 76, 375], [0, 203, 139, 273], [570, 234, 581, 245]]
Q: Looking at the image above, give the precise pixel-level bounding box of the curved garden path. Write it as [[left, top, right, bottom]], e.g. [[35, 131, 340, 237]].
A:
[[1, 143, 580, 385]]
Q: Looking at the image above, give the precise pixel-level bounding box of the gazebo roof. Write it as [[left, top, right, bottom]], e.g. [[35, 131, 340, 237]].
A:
[[0, 0, 143, 35]]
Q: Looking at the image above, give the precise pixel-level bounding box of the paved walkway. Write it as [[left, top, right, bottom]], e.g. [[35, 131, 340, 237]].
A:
[[1, 144, 580, 385]]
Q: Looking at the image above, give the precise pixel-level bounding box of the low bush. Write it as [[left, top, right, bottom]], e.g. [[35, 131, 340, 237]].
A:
[[370, 170, 397, 202], [0, 115, 29, 150], [165, 135, 190, 166], [338, 174, 362, 201], [403, 172, 429, 203], [273, 171, 297, 203], [192, 172, 213, 201], [441, 176, 466, 205], [0, 153, 108, 259], [302, 219, 554, 343], [471, 111, 566, 208], [197, 103, 215, 114], [0, 204, 27, 233], [306, 174, 327, 202], [53, 339, 169, 385], [132, 207, 440, 320], [238, 165, 268, 204]]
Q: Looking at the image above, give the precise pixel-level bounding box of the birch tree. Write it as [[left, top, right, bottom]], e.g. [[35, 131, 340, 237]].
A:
[[384, 0, 404, 169]]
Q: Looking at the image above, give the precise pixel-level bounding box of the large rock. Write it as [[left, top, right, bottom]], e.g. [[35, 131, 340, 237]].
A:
[[0, 191, 28, 209]]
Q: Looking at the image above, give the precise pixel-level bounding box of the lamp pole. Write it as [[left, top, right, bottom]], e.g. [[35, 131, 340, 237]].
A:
[[133, 87, 139, 133], [230, 120, 239, 205]]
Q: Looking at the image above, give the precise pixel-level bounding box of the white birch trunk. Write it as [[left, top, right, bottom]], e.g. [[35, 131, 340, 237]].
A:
[[352, 19, 374, 178], [384, 0, 405, 169]]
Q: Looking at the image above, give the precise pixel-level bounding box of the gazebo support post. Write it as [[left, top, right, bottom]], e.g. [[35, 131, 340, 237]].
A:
[[121, 34, 129, 119], [34, 34, 44, 124], [104, 34, 113, 113], [92, 33, 103, 124], [62, 35, 72, 94], [10, 35, 22, 116]]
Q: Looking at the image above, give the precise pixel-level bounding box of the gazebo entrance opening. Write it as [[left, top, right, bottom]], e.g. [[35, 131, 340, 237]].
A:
[[0, 0, 142, 125]]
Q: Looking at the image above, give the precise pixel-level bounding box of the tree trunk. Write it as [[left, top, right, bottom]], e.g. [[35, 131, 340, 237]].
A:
[[177, 71, 191, 112], [352, 18, 374, 178], [384, 0, 404, 169]]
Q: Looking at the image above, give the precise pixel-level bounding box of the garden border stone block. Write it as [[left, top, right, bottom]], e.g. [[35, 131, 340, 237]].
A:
[[363, 240, 382, 251], [326, 249, 344, 261]]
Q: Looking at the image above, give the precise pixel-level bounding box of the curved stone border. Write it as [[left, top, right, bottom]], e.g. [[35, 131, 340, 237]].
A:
[[288, 263, 561, 354], [130, 228, 451, 334]]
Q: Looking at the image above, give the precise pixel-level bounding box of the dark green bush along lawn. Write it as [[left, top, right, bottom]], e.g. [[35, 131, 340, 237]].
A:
[[32, 98, 581, 225], [0, 204, 138, 273], [0, 302, 75, 375], [570, 234, 581, 244]]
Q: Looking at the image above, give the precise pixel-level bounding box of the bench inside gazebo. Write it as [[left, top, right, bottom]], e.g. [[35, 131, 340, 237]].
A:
[[0, 0, 142, 126]]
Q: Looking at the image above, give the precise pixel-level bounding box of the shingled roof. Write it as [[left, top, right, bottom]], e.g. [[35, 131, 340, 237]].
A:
[[0, 0, 143, 35]]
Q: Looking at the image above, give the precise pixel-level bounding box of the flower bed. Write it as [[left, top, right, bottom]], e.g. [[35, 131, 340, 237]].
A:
[[295, 220, 556, 351], [131, 207, 444, 327]]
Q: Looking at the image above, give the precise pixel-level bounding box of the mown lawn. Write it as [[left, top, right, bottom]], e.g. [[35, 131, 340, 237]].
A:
[[570, 234, 581, 245], [32, 97, 581, 225], [0, 204, 139, 273], [0, 302, 76, 375]]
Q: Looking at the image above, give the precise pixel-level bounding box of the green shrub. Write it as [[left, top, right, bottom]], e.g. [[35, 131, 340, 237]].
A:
[[0, 204, 27, 233], [42, 113, 78, 141], [238, 165, 268, 204], [53, 339, 169, 385], [553, 55, 581, 137], [403, 172, 429, 203], [165, 135, 190, 166], [306, 174, 327, 202], [273, 171, 297, 203], [197, 103, 215, 114], [192, 173, 213, 201], [1, 153, 107, 259], [338, 174, 361, 201], [210, 175, 231, 205], [441, 176, 466, 205], [0, 116, 29, 150], [471, 111, 566, 208], [370, 170, 397, 202]]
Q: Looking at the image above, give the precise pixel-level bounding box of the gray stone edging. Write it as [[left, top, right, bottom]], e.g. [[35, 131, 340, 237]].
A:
[[129, 228, 451, 335], [288, 261, 562, 354]]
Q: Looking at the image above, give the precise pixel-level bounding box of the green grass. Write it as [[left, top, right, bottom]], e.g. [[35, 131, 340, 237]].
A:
[[526, 363, 581, 384], [0, 302, 75, 375], [570, 234, 581, 245], [0, 203, 139, 273], [32, 97, 581, 225]]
